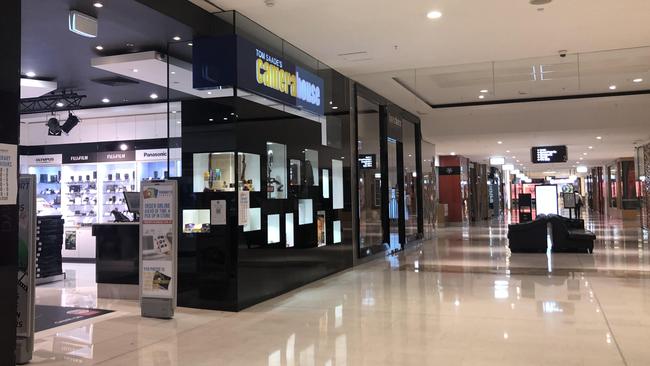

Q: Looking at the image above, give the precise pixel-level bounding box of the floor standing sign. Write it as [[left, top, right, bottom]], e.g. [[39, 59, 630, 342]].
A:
[[16, 175, 36, 364], [140, 180, 178, 319]]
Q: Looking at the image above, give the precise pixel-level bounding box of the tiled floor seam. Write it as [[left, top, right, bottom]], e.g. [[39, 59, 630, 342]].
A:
[[587, 276, 630, 366]]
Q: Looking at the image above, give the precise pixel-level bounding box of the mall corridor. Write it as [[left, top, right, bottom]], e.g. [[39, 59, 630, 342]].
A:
[[31, 214, 650, 365]]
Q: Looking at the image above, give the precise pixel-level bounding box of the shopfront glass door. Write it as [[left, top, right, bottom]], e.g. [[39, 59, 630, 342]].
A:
[[387, 138, 402, 250]]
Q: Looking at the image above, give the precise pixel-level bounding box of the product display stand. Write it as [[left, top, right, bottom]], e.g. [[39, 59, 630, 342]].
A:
[[35, 215, 65, 284]]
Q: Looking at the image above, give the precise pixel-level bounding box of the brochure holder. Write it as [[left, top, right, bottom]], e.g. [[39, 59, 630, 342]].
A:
[[139, 180, 178, 319]]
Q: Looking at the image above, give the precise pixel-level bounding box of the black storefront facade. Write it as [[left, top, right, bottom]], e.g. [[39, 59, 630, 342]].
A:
[[4, 2, 425, 360]]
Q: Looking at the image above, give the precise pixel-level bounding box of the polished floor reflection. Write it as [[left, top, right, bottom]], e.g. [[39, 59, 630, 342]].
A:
[[32, 214, 650, 365]]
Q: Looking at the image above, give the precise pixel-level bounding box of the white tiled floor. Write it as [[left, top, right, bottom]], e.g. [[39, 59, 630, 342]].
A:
[[31, 214, 650, 365]]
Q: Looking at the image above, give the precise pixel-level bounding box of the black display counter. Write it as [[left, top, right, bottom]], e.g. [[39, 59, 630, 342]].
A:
[[92, 223, 140, 299]]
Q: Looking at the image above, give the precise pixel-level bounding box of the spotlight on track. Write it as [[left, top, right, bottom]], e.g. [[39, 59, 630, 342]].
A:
[[60, 112, 80, 134], [47, 117, 62, 136]]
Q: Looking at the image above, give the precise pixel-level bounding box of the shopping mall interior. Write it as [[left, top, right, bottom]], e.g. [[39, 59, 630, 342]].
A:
[[2, 0, 650, 365]]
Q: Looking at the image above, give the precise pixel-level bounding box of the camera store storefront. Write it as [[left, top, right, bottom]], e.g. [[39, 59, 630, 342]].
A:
[[17, 0, 425, 313]]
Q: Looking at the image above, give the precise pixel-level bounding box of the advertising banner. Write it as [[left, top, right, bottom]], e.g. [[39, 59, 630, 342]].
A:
[[140, 181, 177, 309], [16, 175, 36, 363], [0, 143, 18, 205]]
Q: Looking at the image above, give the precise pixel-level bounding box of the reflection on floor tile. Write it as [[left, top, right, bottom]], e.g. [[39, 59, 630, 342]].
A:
[[32, 214, 650, 365]]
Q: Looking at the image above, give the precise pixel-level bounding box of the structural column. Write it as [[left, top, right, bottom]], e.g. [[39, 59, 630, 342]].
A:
[[0, 0, 21, 364]]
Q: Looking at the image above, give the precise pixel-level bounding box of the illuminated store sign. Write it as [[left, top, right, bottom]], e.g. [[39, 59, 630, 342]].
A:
[[531, 145, 568, 164], [358, 154, 376, 169], [194, 36, 325, 116]]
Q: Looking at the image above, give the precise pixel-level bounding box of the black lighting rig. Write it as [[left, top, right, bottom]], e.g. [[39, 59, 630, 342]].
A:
[[21, 91, 86, 136]]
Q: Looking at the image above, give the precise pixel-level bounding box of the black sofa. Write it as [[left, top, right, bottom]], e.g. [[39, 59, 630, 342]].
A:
[[548, 214, 595, 253], [507, 214, 549, 253]]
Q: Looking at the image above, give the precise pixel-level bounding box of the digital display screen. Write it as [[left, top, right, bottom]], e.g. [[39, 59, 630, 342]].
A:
[[358, 154, 376, 169], [531, 146, 568, 164]]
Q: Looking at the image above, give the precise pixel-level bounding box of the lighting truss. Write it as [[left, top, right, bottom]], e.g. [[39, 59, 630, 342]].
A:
[[20, 92, 86, 114]]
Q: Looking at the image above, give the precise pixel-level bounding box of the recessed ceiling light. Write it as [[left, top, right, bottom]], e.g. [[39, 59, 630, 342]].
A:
[[177, 121, 182, 124], [93, 2, 103, 8], [187, 42, 193, 46], [208, 118, 214, 122], [609, 85, 617, 90], [95, 45, 104, 50], [132, 68, 139, 73], [450, 152, 456, 156], [223, 117, 228, 121], [173, 36, 181, 41], [506, 150, 510, 153], [583, 152, 588, 155], [170, 71, 176, 75], [56, 102, 64, 107], [149, 93, 158, 100], [516, 160, 520, 162], [126, 43, 135, 47], [172, 110, 177, 114], [588, 146, 593, 149], [596, 136, 602, 140], [478, 95, 485, 99], [579, 157, 583, 160], [120, 143, 128, 151], [25, 71, 36, 78], [497, 141, 503, 144], [480, 89, 488, 93], [633, 78, 643, 83], [512, 156, 516, 158], [426, 10, 442, 19], [332, 106, 339, 110], [101, 98, 110, 103]]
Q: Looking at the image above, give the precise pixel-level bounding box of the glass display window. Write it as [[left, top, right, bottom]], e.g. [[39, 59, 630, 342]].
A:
[[285, 213, 294, 247], [183, 209, 211, 233], [62, 163, 99, 227], [317, 210, 326, 247], [333, 220, 342, 244], [244, 207, 262, 232], [304, 149, 319, 186], [267, 214, 281, 244], [298, 199, 313, 225], [193, 152, 236, 193], [266, 142, 287, 199], [289, 159, 301, 186], [98, 162, 137, 223], [332, 159, 344, 209], [238, 152, 260, 192], [322, 169, 330, 198]]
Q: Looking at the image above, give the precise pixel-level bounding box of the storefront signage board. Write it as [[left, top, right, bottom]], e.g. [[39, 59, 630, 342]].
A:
[[136, 149, 168, 162], [97, 150, 136, 163], [536, 185, 559, 215], [21, 154, 62, 166], [63, 152, 97, 164], [0, 143, 18, 205], [194, 35, 325, 116], [16, 175, 36, 364], [140, 180, 177, 319]]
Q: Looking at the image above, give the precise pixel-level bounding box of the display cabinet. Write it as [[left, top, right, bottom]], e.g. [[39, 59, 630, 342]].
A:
[[23, 155, 63, 215], [193, 152, 236, 192], [98, 162, 136, 223], [266, 142, 287, 199]]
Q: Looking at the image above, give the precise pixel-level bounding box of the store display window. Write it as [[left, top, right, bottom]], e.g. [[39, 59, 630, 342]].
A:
[[289, 159, 301, 186], [183, 209, 211, 234], [62, 164, 99, 227], [322, 169, 330, 199], [304, 149, 319, 186], [317, 210, 326, 246], [238, 152, 260, 192], [285, 213, 294, 247], [244, 207, 262, 232], [333, 220, 342, 244], [298, 199, 313, 225], [267, 142, 287, 199], [193, 152, 236, 193], [267, 214, 281, 244], [99, 162, 137, 223], [332, 159, 344, 209]]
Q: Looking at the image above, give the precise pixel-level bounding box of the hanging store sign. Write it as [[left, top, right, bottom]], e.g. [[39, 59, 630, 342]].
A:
[[194, 35, 325, 116], [531, 145, 568, 164], [358, 154, 376, 169], [438, 166, 461, 176]]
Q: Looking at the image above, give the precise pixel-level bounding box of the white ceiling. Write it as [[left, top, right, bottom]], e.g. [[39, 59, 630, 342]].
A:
[[191, 0, 650, 173]]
